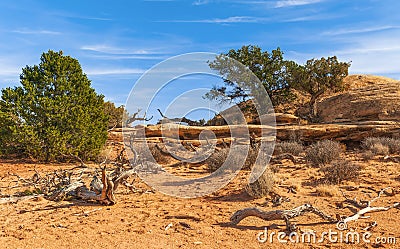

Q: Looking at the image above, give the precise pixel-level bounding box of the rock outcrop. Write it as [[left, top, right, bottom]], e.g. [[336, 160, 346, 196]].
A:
[[137, 121, 400, 143], [318, 75, 400, 123]]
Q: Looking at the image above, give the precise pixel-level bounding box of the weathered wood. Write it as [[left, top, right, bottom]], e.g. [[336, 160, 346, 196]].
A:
[[230, 204, 337, 232], [337, 187, 400, 230], [0, 194, 44, 204]]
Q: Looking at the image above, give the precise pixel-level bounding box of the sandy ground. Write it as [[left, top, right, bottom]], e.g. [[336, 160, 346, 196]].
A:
[[0, 133, 399, 249]]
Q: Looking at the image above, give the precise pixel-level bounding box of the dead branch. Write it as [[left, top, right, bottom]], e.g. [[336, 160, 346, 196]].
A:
[[230, 203, 337, 232], [0, 194, 44, 204], [271, 153, 299, 164], [47, 181, 85, 201], [157, 108, 205, 126], [125, 109, 153, 126], [337, 187, 399, 230]]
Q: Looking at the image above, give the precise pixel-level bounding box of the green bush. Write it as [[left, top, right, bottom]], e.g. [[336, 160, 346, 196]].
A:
[[0, 50, 108, 161]]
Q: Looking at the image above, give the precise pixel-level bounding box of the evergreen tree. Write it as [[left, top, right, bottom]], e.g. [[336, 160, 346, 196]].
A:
[[0, 50, 108, 161]]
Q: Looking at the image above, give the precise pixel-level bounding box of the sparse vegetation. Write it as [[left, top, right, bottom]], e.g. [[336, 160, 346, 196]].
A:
[[206, 145, 263, 172], [320, 159, 361, 184], [206, 148, 229, 172], [315, 185, 339, 197], [245, 169, 275, 198], [274, 141, 304, 156], [362, 137, 400, 155], [149, 143, 171, 164], [305, 140, 343, 166]]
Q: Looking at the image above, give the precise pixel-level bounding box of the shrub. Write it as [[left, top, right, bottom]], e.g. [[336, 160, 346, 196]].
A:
[[361, 150, 374, 161], [245, 169, 275, 198], [104, 101, 128, 129], [320, 159, 361, 184], [305, 140, 343, 166], [206, 145, 262, 172], [369, 143, 390, 156], [206, 148, 230, 172], [148, 143, 170, 164], [274, 141, 304, 156], [362, 137, 400, 155]]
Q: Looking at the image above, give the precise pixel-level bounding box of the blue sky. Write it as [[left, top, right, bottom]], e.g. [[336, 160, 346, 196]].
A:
[[1, 0, 400, 120]]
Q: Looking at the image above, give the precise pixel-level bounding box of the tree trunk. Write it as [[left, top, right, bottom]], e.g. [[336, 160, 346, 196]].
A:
[[309, 90, 324, 123]]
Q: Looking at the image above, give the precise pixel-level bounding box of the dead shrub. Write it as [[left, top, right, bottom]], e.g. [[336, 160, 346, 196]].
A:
[[305, 140, 343, 166], [361, 150, 375, 161], [205, 148, 229, 172], [370, 143, 390, 156], [362, 137, 400, 155], [320, 159, 361, 184], [147, 143, 170, 164], [274, 141, 304, 156], [245, 169, 275, 198], [206, 145, 264, 172]]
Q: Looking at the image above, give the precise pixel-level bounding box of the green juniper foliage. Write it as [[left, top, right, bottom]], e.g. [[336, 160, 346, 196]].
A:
[[205, 45, 296, 106], [0, 50, 108, 161]]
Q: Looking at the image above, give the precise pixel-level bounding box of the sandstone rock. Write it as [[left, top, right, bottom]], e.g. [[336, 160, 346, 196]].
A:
[[318, 75, 400, 123], [140, 122, 400, 143]]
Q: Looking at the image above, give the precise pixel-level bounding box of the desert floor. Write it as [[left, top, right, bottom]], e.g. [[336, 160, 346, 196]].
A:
[[0, 132, 399, 249]]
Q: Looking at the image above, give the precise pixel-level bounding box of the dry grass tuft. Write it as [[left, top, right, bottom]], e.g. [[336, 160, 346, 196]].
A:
[[315, 185, 340, 197], [245, 169, 275, 199]]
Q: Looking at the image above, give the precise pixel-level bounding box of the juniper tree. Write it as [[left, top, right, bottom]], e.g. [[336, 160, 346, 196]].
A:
[[0, 50, 108, 161]]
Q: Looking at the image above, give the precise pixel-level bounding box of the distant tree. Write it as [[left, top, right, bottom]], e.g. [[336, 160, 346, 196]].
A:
[[0, 50, 108, 161], [290, 56, 351, 121], [205, 45, 296, 106], [104, 101, 128, 129]]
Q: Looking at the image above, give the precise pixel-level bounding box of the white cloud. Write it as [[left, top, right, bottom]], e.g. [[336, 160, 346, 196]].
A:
[[322, 25, 400, 36], [85, 68, 146, 76], [192, 0, 210, 5], [81, 44, 163, 55], [12, 29, 62, 35], [160, 16, 269, 24], [275, 0, 324, 8]]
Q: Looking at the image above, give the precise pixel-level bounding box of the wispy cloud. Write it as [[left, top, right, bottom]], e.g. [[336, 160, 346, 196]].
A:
[[159, 16, 269, 24], [12, 29, 62, 35], [81, 45, 163, 55], [322, 25, 400, 36], [275, 0, 324, 8], [284, 13, 339, 22], [54, 12, 112, 21], [192, 0, 210, 5], [85, 68, 145, 76]]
